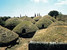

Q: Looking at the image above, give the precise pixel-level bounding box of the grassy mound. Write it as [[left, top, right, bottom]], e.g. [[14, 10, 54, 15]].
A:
[[33, 16, 42, 22], [43, 15, 57, 22], [49, 21, 67, 27], [13, 21, 39, 38], [32, 26, 67, 43], [0, 26, 18, 46], [35, 16, 53, 29], [19, 16, 36, 24], [5, 18, 23, 30]]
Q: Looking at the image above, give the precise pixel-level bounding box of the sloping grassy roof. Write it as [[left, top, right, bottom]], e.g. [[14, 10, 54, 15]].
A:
[[0, 26, 18, 44], [33, 16, 42, 22], [5, 18, 23, 30], [35, 16, 53, 29], [56, 15, 67, 22], [13, 21, 39, 37], [49, 21, 67, 27], [32, 26, 67, 43], [43, 15, 57, 22], [19, 16, 36, 24]]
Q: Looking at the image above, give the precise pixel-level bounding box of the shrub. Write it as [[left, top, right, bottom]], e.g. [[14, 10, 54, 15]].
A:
[[0, 18, 5, 26], [0, 25, 18, 46], [33, 16, 42, 22], [5, 18, 23, 30], [32, 26, 67, 43], [19, 16, 36, 24], [35, 16, 53, 29], [13, 21, 39, 38]]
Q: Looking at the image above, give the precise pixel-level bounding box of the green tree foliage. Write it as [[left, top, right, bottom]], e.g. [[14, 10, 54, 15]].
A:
[[0, 16, 11, 26], [48, 10, 59, 19]]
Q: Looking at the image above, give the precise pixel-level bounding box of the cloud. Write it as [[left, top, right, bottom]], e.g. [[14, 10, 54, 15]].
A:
[[31, 0, 48, 3], [55, 0, 67, 5]]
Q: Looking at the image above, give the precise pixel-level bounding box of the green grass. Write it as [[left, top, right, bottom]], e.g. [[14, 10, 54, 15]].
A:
[[13, 21, 39, 36]]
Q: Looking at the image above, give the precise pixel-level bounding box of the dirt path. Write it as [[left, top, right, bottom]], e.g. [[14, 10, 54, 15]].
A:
[[0, 47, 7, 50]]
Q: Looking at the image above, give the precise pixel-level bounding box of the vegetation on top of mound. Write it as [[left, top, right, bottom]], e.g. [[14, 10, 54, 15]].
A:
[[19, 16, 36, 24], [0, 25, 18, 44], [49, 21, 67, 27], [43, 15, 57, 22], [32, 26, 67, 43], [33, 16, 42, 22], [35, 16, 53, 29], [5, 18, 23, 30], [13, 21, 39, 38]]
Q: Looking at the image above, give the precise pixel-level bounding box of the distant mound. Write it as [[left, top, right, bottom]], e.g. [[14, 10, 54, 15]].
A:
[[49, 21, 67, 27], [5, 18, 23, 30], [19, 16, 36, 24], [13, 21, 39, 38], [35, 15, 53, 29], [57, 15, 67, 22], [33, 16, 42, 22], [0, 26, 18, 47], [32, 26, 67, 43], [43, 15, 57, 22]]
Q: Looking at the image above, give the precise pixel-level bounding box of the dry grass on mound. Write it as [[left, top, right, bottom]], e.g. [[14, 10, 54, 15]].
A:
[[32, 26, 67, 43]]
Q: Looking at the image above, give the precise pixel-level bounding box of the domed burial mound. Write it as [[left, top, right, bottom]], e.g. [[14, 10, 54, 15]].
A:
[[5, 18, 23, 30], [0, 26, 19, 47], [49, 21, 67, 27], [32, 26, 67, 43], [19, 16, 36, 24], [35, 17, 53, 29], [13, 21, 39, 38], [33, 16, 42, 22], [43, 15, 57, 22]]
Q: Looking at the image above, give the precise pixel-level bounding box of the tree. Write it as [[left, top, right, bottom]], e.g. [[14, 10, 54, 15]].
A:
[[48, 10, 59, 19]]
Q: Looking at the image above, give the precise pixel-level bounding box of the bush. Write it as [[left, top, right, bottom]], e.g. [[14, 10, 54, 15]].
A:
[[32, 26, 67, 43], [35, 16, 53, 29], [0, 25, 18, 46], [33, 16, 42, 22], [13, 21, 39, 38], [19, 16, 36, 24], [5, 18, 23, 30], [0, 18, 5, 26], [48, 10, 59, 19]]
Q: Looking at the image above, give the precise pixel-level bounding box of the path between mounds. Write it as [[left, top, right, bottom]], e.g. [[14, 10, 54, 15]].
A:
[[0, 47, 7, 50], [15, 29, 47, 50]]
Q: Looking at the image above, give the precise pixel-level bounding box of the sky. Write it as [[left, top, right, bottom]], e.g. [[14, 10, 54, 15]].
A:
[[0, 0, 67, 17]]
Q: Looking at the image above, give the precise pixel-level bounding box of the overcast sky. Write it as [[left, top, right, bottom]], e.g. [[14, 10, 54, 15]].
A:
[[0, 0, 67, 17]]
